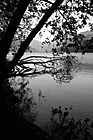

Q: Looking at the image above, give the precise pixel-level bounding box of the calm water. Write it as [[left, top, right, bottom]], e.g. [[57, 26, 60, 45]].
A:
[[9, 52, 93, 127]]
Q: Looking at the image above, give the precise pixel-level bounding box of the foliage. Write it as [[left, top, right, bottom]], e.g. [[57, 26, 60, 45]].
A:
[[1, 0, 93, 53], [0, 0, 93, 83], [0, 0, 20, 39], [1, 1, 93, 139], [40, 0, 93, 50], [44, 106, 93, 140], [7, 54, 79, 84], [84, 37, 93, 51], [0, 78, 51, 140], [51, 55, 78, 84]]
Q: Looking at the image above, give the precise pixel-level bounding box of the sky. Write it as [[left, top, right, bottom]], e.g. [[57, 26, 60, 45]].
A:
[[77, 25, 90, 34], [77, 16, 93, 33], [34, 5, 93, 42], [35, 24, 91, 41]]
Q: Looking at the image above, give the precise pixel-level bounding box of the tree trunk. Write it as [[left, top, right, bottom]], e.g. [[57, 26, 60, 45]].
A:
[[0, 0, 31, 70], [0, 0, 63, 86]]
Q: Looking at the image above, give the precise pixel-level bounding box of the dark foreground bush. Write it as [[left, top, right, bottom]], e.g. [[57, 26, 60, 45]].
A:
[[44, 106, 93, 140], [0, 79, 51, 140], [1, 78, 93, 140]]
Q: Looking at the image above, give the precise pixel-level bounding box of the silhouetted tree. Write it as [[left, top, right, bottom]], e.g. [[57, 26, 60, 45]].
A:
[[0, 0, 63, 85], [0, 0, 93, 85]]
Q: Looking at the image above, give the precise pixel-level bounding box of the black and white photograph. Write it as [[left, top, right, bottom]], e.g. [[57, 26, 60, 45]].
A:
[[0, 0, 93, 139]]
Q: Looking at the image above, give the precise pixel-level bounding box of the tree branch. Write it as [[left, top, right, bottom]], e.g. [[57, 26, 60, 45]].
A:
[[0, 0, 63, 85], [0, 0, 31, 63]]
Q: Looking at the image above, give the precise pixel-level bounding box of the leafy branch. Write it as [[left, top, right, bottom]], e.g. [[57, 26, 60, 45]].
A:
[[8, 55, 79, 84]]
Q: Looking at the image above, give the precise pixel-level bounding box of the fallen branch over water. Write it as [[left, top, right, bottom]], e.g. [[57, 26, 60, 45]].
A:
[[8, 55, 79, 81]]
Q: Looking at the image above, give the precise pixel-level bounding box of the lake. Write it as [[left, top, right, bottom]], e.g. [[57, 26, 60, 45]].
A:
[[9, 52, 93, 128]]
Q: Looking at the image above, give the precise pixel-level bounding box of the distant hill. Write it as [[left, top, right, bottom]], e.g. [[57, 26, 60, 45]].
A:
[[56, 30, 93, 53], [79, 31, 93, 52], [11, 39, 54, 53], [80, 31, 93, 40], [29, 40, 53, 52], [11, 31, 93, 53]]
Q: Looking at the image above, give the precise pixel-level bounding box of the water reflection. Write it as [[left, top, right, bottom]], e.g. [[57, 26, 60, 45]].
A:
[[9, 55, 79, 124], [9, 53, 93, 129], [50, 55, 78, 84], [10, 77, 46, 124], [11, 55, 79, 84], [8, 53, 93, 139]]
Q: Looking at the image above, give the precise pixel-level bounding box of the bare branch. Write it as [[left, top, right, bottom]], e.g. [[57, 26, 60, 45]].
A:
[[41, 0, 53, 4]]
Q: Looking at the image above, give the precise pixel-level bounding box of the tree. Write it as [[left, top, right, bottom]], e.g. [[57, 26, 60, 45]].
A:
[[0, 0, 93, 85], [0, 0, 63, 85], [0, 0, 31, 68]]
